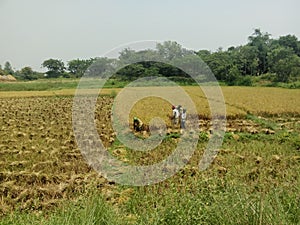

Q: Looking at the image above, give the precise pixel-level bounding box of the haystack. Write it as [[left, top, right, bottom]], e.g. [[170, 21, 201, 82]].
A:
[[0, 75, 17, 81]]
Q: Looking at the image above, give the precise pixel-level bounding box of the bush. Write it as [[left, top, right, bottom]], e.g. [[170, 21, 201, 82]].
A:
[[236, 75, 253, 86]]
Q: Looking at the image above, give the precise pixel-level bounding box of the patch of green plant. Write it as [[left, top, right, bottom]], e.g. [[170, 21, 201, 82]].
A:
[[277, 131, 300, 150], [246, 114, 278, 130], [223, 132, 234, 142], [164, 132, 181, 140], [198, 132, 209, 142]]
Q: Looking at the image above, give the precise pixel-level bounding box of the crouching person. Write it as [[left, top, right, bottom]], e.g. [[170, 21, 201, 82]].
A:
[[133, 117, 144, 132]]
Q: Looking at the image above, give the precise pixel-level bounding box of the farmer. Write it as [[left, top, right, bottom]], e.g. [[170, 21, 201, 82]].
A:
[[180, 108, 187, 129], [177, 105, 183, 115], [177, 105, 183, 125], [133, 117, 144, 132], [172, 105, 180, 126]]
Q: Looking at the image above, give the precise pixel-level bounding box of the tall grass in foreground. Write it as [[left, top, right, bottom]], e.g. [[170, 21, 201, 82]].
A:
[[125, 188, 299, 225], [1, 186, 298, 225], [0, 194, 120, 225]]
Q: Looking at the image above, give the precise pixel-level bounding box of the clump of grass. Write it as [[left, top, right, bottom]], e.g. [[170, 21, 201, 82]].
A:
[[0, 193, 120, 225]]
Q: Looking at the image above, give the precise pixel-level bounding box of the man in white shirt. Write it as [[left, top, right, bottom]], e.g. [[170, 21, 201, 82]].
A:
[[180, 108, 186, 129], [172, 105, 180, 126]]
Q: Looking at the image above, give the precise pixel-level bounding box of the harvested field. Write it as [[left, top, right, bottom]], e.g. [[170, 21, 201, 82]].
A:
[[0, 86, 299, 221]]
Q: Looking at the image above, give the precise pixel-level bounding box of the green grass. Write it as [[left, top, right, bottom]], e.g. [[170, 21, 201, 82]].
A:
[[0, 193, 120, 225], [2, 185, 298, 225], [0, 78, 127, 91], [122, 184, 300, 225], [0, 79, 78, 91], [2, 186, 299, 225], [1, 74, 299, 92], [246, 114, 278, 130]]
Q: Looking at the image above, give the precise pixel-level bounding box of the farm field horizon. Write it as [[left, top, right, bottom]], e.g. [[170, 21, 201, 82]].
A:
[[0, 85, 299, 224], [0, 86, 299, 117]]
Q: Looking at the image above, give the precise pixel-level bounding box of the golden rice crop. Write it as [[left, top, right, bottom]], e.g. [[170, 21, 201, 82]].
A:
[[0, 86, 299, 216]]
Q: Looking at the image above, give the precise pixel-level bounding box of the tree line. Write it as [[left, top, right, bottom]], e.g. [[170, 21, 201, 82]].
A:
[[1, 29, 300, 86], [198, 29, 300, 85]]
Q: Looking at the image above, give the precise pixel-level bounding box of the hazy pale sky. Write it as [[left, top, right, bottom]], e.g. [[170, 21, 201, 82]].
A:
[[0, 0, 299, 71]]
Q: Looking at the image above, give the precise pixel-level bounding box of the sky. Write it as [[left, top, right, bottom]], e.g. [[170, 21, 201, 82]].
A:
[[0, 0, 299, 71]]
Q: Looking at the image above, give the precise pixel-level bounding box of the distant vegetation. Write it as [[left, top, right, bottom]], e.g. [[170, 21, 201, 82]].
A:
[[1, 29, 300, 88]]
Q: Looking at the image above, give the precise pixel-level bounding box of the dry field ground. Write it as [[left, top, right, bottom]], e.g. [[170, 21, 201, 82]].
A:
[[0, 86, 299, 223]]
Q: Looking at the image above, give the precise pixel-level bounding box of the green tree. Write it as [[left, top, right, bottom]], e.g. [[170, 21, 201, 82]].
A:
[[86, 57, 115, 78], [278, 34, 300, 56], [239, 45, 259, 76], [118, 48, 159, 65], [116, 63, 145, 80], [68, 59, 95, 78], [19, 67, 35, 80], [119, 48, 140, 64], [267, 47, 300, 82], [156, 41, 190, 61], [248, 29, 271, 74], [226, 65, 240, 85], [4, 61, 14, 75], [274, 56, 300, 82], [204, 51, 233, 81], [42, 59, 65, 78], [0, 65, 5, 75], [172, 54, 211, 82], [141, 66, 159, 78], [196, 50, 211, 62]]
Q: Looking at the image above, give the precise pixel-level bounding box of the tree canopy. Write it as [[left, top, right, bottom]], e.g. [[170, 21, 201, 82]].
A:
[[195, 29, 300, 84], [42, 59, 65, 78], [2, 29, 300, 86]]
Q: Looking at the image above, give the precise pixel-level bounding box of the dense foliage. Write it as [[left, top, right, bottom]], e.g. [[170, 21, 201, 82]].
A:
[[2, 29, 300, 86], [198, 29, 300, 85]]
